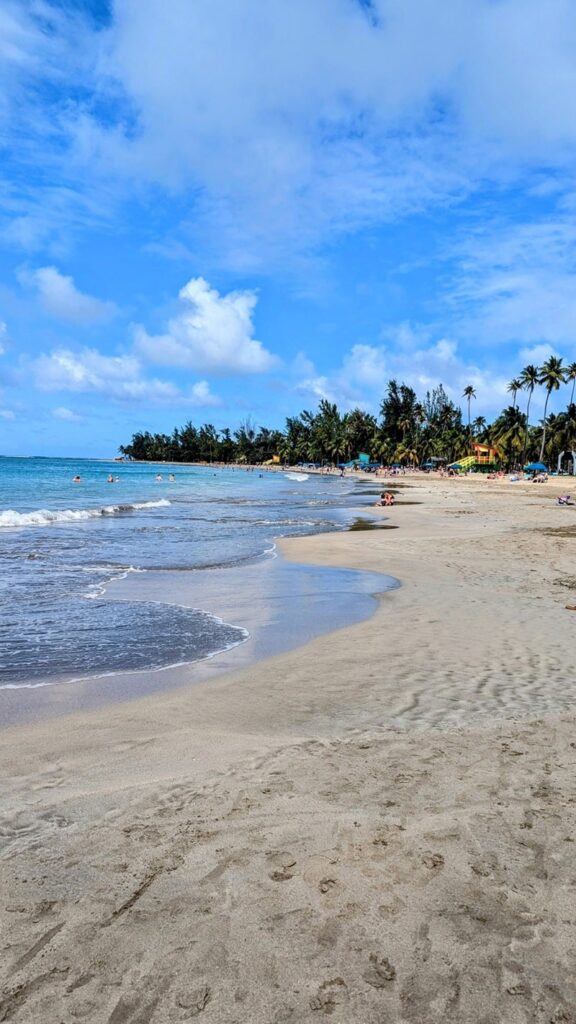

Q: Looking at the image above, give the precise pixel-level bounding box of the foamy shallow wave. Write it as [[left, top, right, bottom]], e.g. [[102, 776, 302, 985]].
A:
[[284, 472, 309, 482], [0, 499, 170, 528], [0, 604, 249, 690], [82, 564, 146, 599]]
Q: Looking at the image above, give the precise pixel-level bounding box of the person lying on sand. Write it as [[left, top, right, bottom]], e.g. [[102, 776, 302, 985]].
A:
[[557, 495, 574, 505]]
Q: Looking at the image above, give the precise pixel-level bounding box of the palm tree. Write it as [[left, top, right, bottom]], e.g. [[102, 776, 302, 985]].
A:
[[546, 407, 576, 466], [472, 415, 487, 440], [490, 406, 526, 469], [538, 356, 566, 462], [394, 444, 420, 467], [519, 364, 539, 467], [565, 362, 576, 464], [566, 362, 576, 410], [462, 385, 476, 440], [507, 378, 522, 410]]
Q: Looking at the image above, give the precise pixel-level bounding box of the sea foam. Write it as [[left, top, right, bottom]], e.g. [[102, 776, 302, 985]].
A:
[[0, 499, 170, 528]]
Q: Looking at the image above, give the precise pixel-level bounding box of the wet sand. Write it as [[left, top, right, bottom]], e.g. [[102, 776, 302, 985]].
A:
[[1, 475, 576, 1022]]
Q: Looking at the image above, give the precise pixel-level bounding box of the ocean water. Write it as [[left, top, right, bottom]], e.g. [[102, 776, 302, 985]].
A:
[[0, 458, 387, 698]]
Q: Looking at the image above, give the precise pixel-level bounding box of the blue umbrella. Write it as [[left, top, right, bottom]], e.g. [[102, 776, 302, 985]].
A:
[[525, 462, 548, 471]]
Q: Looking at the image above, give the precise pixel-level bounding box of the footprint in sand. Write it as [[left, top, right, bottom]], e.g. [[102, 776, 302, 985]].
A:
[[175, 984, 211, 1016], [319, 878, 337, 894], [422, 852, 444, 869], [267, 851, 297, 882], [302, 855, 338, 890], [310, 977, 348, 1014], [363, 953, 396, 988]]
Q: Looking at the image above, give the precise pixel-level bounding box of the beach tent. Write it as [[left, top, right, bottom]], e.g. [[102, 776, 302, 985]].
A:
[[525, 462, 548, 472]]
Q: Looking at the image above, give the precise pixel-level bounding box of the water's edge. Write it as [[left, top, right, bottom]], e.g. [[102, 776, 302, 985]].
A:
[[0, 544, 398, 727]]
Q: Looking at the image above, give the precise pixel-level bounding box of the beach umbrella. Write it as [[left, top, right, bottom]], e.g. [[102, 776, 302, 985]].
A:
[[524, 462, 548, 471]]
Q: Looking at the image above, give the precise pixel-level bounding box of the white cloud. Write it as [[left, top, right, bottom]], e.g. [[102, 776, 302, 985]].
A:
[[295, 375, 337, 404], [33, 347, 180, 403], [19, 266, 117, 324], [189, 380, 221, 406], [0, 409, 15, 420], [342, 344, 388, 390], [0, 321, 7, 354], [32, 346, 223, 408], [518, 343, 557, 366], [6, 1, 576, 264], [295, 331, 510, 415], [135, 276, 279, 375], [53, 406, 82, 422]]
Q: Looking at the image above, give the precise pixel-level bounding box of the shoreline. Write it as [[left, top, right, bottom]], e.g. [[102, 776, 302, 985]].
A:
[[2, 475, 576, 1021], [0, 549, 394, 728], [0, 470, 394, 726]]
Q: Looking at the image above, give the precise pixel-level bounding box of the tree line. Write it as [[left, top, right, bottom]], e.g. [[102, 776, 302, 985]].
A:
[[119, 356, 576, 469]]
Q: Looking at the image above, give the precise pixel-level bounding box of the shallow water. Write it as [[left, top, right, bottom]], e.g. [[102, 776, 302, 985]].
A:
[[1, 459, 393, 711]]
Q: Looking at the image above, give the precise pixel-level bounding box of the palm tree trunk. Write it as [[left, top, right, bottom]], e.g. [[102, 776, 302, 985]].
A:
[[539, 391, 551, 462], [569, 381, 576, 453], [468, 399, 471, 441], [521, 391, 533, 468]]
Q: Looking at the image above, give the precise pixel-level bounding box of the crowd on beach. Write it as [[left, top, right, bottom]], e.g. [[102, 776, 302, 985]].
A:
[[68, 462, 576, 512]]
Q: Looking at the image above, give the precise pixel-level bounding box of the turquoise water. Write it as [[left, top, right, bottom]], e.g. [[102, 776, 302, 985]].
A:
[[0, 458, 386, 695]]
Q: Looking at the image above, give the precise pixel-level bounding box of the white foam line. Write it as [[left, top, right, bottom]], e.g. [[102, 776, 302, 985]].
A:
[[0, 499, 171, 529]]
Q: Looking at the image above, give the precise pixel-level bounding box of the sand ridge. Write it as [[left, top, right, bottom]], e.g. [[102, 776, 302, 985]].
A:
[[1, 474, 576, 1022]]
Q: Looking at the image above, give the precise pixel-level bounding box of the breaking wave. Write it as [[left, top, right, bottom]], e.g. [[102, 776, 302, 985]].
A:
[[0, 499, 171, 529]]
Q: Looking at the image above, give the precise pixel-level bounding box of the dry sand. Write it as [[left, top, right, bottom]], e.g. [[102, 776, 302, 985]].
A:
[[2, 475, 576, 1023]]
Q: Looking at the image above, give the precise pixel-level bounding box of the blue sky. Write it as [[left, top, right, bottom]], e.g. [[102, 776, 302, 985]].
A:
[[1, 0, 576, 456]]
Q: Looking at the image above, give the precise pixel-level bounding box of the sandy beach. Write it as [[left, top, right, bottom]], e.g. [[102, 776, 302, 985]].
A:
[[2, 474, 576, 1023]]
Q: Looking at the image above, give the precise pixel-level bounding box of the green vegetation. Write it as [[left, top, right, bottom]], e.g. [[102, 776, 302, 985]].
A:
[[120, 361, 576, 470]]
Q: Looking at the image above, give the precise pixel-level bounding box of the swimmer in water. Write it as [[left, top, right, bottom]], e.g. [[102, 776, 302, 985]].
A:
[[72, 475, 81, 483]]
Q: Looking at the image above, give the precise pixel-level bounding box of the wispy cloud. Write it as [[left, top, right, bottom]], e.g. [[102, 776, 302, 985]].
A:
[[19, 266, 117, 324], [33, 347, 180, 403], [32, 344, 223, 408], [190, 380, 222, 407], [295, 330, 509, 414], [5, 1, 576, 264], [447, 213, 576, 347], [53, 405, 82, 422]]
